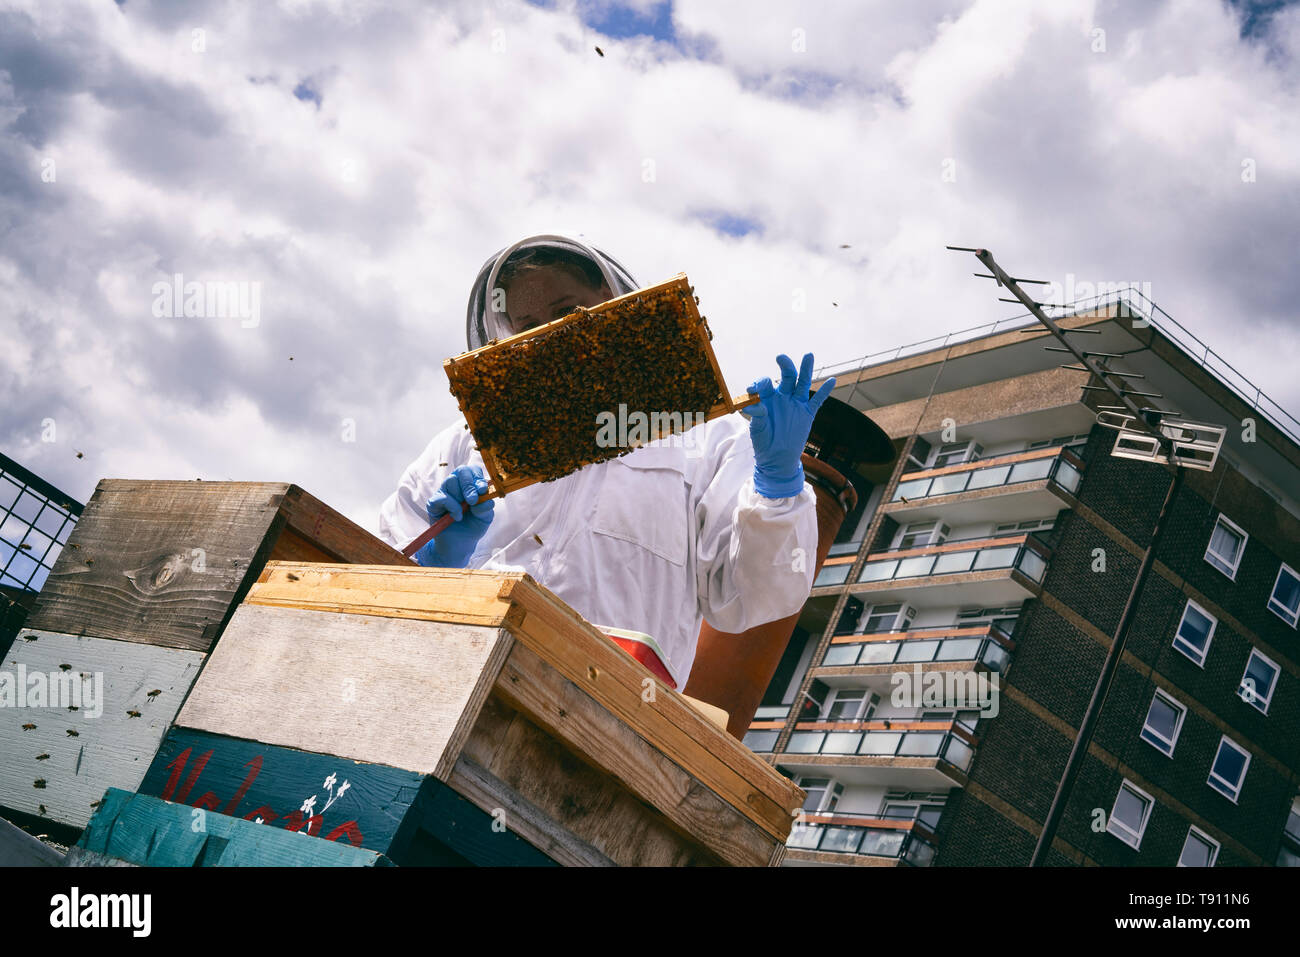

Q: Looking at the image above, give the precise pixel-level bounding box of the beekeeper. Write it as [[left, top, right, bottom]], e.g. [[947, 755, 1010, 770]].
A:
[[379, 235, 834, 690]]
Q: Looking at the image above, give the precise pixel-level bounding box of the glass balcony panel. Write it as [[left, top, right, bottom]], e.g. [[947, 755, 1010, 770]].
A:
[[1008, 458, 1052, 483], [1054, 459, 1082, 493], [893, 479, 931, 501], [859, 641, 899, 664], [966, 464, 1010, 489], [858, 560, 898, 583], [814, 564, 851, 587], [823, 732, 863, 754], [930, 473, 969, 496], [788, 732, 825, 753], [823, 644, 861, 666], [742, 730, 778, 752], [1017, 549, 1047, 581], [932, 551, 974, 574], [859, 731, 902, 755], [973, 546, 1018, 570], [860, 829, 905, 858], [937, 637, 982, 661], [904, 839, 936, 867], [821, 827, 864, 853], [895, 556, 935, 578], [787, 824, 823, 849], [944, 736, 974, 770], [897, 640, 940, 662], [899, 732, 944, 757], [981, 643, 1010, 673]]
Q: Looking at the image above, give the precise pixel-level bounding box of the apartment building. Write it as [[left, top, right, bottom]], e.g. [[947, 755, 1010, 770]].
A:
[[747, 296, 1300, 867]]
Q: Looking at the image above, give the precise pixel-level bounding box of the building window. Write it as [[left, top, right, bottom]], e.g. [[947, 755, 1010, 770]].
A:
[[854, 603, 915, 635], [1178, 827, 1220, 867], [931, 440, 982, 469], [1139, 690, 1186, 756], [906, 436, 933, 471], [1207, 736, 1251, 803], [1172, 599, 1217, 667], [895, 521, 948, 550], [1204, 514, 1247, 579], [825, 689, 879, 721], [1107, 779, 1155, 849], [1267, 564, 1300, 628], [1238, 649, 1280, 714], [797, 777, 842, 814], [993, 517, 1055, 538]]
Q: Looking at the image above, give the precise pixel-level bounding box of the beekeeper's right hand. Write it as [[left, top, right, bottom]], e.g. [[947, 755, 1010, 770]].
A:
[[413, 465, 495, 568]]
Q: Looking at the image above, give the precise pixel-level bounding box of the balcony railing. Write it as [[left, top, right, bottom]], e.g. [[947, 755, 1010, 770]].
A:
[[822, 623, 1014, 672], [786, 718, 978, 772], [856, 534, 1050, 586], [891, 446, 1083, 503], [787, 812, 937, 865]]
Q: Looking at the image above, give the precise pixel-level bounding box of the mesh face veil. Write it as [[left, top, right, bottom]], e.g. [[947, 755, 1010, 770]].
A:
[[464, 234, 639, 351]]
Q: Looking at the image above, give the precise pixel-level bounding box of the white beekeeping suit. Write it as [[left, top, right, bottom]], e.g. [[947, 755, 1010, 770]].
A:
[[379, 236, 819, 689]]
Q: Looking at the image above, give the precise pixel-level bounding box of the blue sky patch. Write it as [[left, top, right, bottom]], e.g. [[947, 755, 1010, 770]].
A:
[[694, 210, 763, 238], [293, 80, 322, 108]]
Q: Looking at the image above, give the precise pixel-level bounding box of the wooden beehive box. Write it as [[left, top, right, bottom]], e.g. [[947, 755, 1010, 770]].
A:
[[444, 273, 743, 497], [0, 481, 411, 831], [133, 561, 804, 866]]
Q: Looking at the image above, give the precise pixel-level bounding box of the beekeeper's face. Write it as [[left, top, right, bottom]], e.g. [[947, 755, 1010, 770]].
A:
[[503, 269, 612, 336]]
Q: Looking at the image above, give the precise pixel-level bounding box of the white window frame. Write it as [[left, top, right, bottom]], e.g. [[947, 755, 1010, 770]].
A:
[[1107, 779, 1155, 850], [1139, 689, 1187, 756], [854, 602, 916, 635], [796, 776, 842, 815], [1238, 649, 1280, 714], [1177, 826, 1220, 867], [930, 440, 982, 469], [1204, 513, 1248, 580], [1267, 563, 1300, 628], [894, 521, 949, 550], [823, 689, 879, 722], [1207, 736, 1251, 803], [1172, 598, 1217, 667]]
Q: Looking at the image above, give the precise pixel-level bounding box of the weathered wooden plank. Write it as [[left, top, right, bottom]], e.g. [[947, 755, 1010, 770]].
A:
[[138, 727, 426, 856], [277, 486, 414, 567], [504, 583, 801, 842], [0, 631, 205, 829], [24, 480, 289, 652], [493, 642, 779, 866], [447, 755, 616, 867], [0, 813, 65, 866], [175, 605, 513, 778], [460, 691, 718, 866], [74, 789, 393, 867], [24, 482, 412, 655]]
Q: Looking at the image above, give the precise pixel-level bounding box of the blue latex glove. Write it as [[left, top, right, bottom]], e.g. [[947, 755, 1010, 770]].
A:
[[413, 465, 495, 568], [746, 353, 836, 498]]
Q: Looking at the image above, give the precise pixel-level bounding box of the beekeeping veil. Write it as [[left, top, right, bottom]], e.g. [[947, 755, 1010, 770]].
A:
[[465, 234, 639, 351]]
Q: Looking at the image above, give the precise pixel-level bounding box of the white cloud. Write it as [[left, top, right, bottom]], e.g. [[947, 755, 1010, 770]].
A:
[[1, 0, 1298, 535]]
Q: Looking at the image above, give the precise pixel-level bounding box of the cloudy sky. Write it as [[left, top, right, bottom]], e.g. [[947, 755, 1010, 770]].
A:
[[2, 0, 1298, 536]]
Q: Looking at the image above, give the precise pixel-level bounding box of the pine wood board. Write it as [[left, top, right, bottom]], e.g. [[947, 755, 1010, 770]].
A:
[[493, 641, 779, 866]]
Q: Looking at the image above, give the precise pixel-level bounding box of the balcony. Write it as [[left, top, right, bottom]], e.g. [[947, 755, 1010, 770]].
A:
[[841, 534, 1049, 606], [779, 718, 977, 789], [785, 813, 937, 866], [814, 624, 1014, 695], [742, 706, 790, 753], [883, 446, 1083, 525]]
